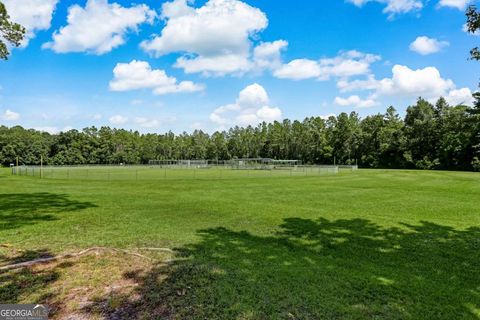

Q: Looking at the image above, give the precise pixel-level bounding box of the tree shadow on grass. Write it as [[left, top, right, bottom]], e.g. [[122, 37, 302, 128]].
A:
[[0, 193, 97, 230], [0, 193, 95, 312], [85, 218, 480, 319], [0, 248, 70, 315]]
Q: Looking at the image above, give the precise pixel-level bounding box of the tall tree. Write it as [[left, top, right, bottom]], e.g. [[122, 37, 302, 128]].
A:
[[466, 5, 480, 115], [466, 6, 480, 170], [433, 99, 473, 170], [378, 107, 405, 168], [329, 112, 361, 165], [0, 1, 25, 60], [404, 98, 438, 169], [468, 91, 480, 171], [466, 5, 480, 61]]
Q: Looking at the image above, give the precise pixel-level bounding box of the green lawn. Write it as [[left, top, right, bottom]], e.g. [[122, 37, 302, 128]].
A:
[[0, 168, 479, 319]]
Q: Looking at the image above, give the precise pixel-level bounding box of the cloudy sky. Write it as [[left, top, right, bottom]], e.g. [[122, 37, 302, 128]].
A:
[[0, 0, 478, 133]]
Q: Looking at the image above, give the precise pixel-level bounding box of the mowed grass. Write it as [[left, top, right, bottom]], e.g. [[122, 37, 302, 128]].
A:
[[0, 168, 479, 319]]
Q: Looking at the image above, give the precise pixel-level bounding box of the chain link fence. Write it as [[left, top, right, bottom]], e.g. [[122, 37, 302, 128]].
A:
[[10, 165, 357, 181]]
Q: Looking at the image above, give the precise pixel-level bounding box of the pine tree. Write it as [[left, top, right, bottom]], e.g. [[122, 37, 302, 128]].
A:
[[0, 2, 25, 60]]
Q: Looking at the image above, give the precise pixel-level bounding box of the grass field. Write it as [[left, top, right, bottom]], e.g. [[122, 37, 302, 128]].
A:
[[1, 167, 479, 319]]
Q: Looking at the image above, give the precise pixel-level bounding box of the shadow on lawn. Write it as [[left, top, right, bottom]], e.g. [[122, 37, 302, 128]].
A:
[[0, 248, 69, 315], [0, 192, 96, 312], [0, 193, 97, 230], [84, 218, 480, 320]]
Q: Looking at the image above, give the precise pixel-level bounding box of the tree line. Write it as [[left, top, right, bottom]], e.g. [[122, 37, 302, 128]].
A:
[[1, 97, 479, 171]]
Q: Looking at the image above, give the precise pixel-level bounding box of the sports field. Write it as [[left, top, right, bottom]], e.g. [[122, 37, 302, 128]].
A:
[[0, 167, 479, 319]]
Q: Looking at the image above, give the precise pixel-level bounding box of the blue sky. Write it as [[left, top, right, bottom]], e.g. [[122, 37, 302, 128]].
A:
[[0, 0, 478, 133]]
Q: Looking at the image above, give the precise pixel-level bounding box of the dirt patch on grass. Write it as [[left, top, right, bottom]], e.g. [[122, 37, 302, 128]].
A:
[[0, 246, 172, 319]]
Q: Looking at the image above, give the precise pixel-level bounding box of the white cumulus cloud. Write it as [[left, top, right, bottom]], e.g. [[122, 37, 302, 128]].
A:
[[274, 59, 322, 80], [109, 60, 205, 95], [141, 0, 270, 76], [210, 83, 282, 127], [175, 54, 252, 76], [348, 0, 469, 16], [347, 0, 423, 18], [43, 0, 156, 55], [2, 0, 58, 46], [377, 65, 455, 98], [438, 0, 471, 9], [334, 95, 378, 108], [409, 36, 449, 55], [337, 64, 474, 105], [134, 117, 160, 128], [2, 109, 20, 121], [274, 50, 380, 81], [253, 40, 289, 71], [161, 0, 195, 19], [445, 88, 474, 105], [109, 115, 128, 125]]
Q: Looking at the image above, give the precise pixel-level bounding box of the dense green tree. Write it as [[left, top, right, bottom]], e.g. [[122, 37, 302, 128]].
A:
[[0, 1, 25, 60], [433, 99, 472, 170], [359, 113, 385, 168], [378, 107, 405, 168], [329, 112, 361, 165], [465, 6, 480, 170], [301, 117, 330, 164], [208, 131, 229, 160], [466, 5, 480, 61], [403, 98, 438, 169], [468, 96, 480, 171]]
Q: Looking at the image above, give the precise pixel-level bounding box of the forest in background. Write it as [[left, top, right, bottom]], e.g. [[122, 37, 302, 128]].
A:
[[1, 97, 479, 171]]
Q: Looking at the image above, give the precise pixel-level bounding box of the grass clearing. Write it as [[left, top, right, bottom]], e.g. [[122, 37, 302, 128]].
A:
[[0, 168, 479, 319]]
